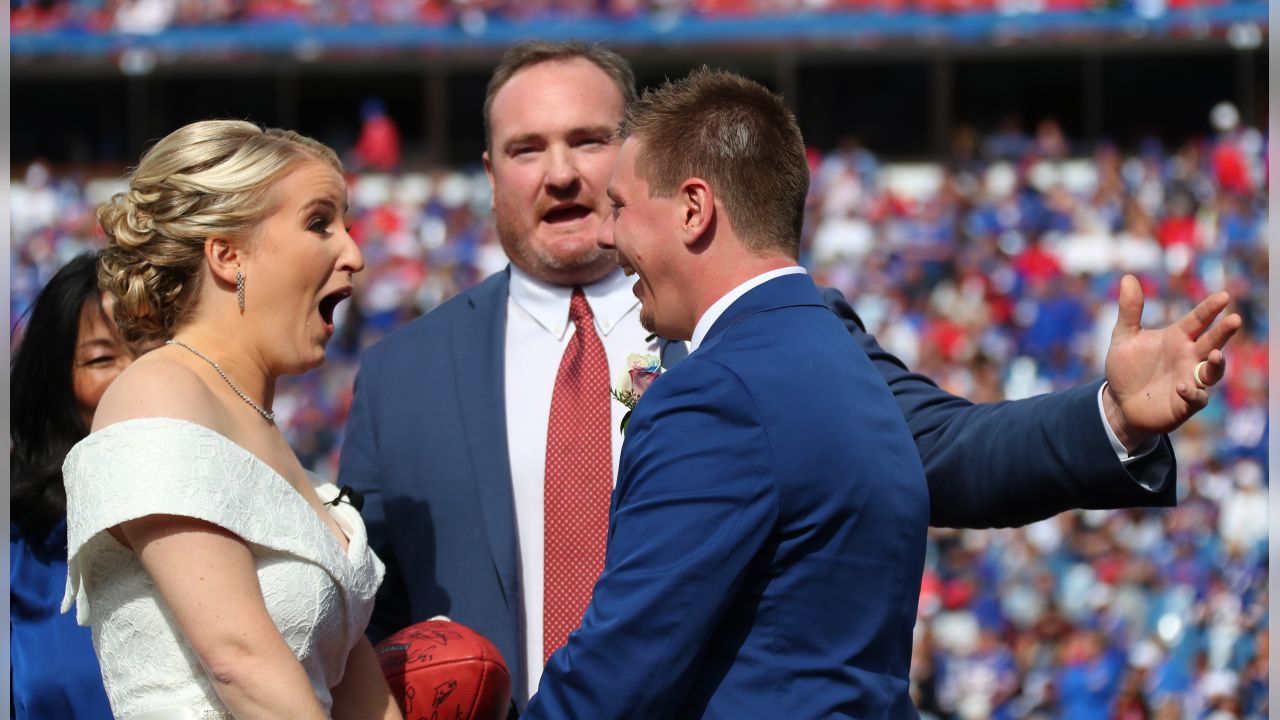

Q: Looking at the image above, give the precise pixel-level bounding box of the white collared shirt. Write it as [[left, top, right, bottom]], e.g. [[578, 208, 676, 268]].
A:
[[503, 265, 655, 701], [689, 266, 808, 352], [1097, 383, 1161, 474]]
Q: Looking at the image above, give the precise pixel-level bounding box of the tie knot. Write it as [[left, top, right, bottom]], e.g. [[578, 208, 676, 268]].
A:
[[568, 288, 595, 332]]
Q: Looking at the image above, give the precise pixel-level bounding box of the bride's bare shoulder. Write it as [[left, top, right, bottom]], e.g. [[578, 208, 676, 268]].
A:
[[92, 350, 224, 431]]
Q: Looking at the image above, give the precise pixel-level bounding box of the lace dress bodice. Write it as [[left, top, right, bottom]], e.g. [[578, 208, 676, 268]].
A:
[[61, 418, 384, 719]]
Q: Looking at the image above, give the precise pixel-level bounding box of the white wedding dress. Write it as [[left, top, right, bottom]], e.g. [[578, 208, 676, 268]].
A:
[[60, 418, 385, 719]]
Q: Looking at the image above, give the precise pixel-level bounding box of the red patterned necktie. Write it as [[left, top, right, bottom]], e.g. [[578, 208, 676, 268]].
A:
[[543, 287, 613, 664]]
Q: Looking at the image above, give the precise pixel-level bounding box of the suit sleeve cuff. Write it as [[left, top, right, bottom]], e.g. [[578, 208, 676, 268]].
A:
[[1097, 382, 1161, 468]]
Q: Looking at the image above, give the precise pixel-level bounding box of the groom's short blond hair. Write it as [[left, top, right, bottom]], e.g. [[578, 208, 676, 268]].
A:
[[620, 68, 809, 260]]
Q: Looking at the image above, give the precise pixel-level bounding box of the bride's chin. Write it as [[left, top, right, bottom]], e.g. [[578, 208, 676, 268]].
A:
[[299, 350, 327, 372], [274, 348, 327, 377]]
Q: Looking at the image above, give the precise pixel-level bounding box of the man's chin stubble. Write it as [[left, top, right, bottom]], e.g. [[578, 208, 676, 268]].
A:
[[505, 243, 619, 286], [639, 307, 656, 334]]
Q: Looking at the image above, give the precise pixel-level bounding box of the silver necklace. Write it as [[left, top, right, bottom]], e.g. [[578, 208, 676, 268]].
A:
[[166, 339, 275, 423]]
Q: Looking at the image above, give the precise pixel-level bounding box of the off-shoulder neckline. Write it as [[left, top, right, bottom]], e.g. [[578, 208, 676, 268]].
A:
[[75, 417, 357, 559]]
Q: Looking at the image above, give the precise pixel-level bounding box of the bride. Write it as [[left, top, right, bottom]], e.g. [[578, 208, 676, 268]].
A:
[[61, 120, 402, 719]]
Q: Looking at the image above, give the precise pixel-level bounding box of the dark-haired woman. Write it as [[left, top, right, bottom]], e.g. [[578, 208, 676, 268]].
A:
[[11, 252, 137, 719]]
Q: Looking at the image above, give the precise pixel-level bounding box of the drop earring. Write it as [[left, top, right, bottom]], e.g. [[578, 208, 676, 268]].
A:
[[236, 271, 245, 314]]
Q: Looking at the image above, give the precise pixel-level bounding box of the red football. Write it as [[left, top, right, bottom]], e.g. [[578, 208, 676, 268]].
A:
[[375, 619, 512, 720]]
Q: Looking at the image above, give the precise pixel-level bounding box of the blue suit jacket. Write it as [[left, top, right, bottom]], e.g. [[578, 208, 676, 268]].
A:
[[524, 273, 930, 717], [338, 268, 1175, 703]]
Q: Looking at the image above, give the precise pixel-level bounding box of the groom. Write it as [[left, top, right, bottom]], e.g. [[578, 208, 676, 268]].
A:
[[524, 68, 929, 717]]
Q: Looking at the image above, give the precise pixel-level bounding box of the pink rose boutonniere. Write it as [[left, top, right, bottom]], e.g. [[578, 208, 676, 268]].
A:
[[611, 353, 664, 433]]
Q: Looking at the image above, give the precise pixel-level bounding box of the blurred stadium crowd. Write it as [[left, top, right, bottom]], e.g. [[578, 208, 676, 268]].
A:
[[10, 105, 1268, 718], [10, 0, 1265, 36]]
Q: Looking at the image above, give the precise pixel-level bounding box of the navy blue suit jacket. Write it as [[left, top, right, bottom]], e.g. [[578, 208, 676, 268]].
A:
[[338, 268, 1175, 703], [524, 273, 930, 717]]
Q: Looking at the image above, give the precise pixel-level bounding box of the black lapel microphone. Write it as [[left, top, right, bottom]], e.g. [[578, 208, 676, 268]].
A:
[[328, 485, 365, 512]]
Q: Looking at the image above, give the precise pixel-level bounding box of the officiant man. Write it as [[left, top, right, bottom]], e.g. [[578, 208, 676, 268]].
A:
[[338, 41, 1238, 708]]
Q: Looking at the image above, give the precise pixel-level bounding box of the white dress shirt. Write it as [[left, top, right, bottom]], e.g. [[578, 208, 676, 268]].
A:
[[503, 265, 656, 701], [1098, 383, 1161, 475], [689, 266, 808, 353]]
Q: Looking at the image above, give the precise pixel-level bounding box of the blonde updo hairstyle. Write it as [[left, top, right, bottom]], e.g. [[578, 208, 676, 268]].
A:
[[97, 120, 342, 345]]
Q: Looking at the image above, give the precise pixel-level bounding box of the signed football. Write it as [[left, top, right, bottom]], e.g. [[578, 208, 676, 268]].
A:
[[375, 619, 512, 720]]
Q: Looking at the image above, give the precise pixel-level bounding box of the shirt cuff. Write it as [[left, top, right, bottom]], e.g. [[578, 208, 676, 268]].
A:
[[1097, 382, 1160, 466]]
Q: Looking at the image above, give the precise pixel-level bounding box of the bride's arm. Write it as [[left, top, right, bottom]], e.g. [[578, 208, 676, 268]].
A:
[[119, 514, 328, 719], [330, 636, 403, 720]]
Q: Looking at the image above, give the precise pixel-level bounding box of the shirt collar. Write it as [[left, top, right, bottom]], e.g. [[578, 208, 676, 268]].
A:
[[690, 266, 807, 352], [508, 264, 639, 340]]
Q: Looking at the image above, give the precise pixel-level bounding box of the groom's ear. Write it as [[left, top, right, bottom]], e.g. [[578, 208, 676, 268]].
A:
[[678, 178, 713, 247]]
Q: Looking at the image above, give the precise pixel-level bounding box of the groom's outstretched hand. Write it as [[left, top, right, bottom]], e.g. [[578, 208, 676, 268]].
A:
[[1102, 274, 1242, 453]]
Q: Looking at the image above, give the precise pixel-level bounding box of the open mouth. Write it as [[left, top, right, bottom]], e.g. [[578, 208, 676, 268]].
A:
[[318, 287, 352, 327], [542, 205, 592, 224]]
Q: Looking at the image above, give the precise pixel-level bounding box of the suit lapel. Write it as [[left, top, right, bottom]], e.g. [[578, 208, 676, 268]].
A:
[[449, 270, 519, 611], [659, 336, 688, 368]]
